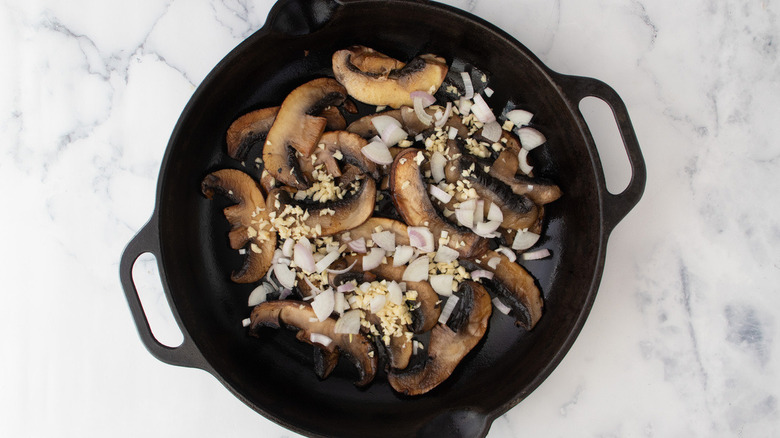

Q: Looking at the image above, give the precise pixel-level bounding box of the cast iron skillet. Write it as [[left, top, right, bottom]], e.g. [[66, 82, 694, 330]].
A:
[[120, 0, 646, 436]]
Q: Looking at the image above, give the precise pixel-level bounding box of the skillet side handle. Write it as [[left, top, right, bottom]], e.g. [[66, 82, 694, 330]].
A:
[[555, 73, 647, 232], [120, 218, 209, 370]]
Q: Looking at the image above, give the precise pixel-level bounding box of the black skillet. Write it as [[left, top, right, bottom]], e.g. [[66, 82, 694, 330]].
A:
[[119, 0, 646, 436]]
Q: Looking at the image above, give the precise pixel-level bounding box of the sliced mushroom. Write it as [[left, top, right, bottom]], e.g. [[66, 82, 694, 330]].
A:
[[264, 78, 349, 189], [249, 300, 377, 386], [338, 217, 410, 247], [266, 174, 376, 238], [486, 132, 562, 205], [364, 312, 414, 371], [201, 169, 276, 283], [347, 106, 440, 139], [333, 46, 448, 108], [297, 131, 379, 181], [390, 148, 488, 259], [465, 250, 543, 329], [388, 281, 492, 395], [313, 348, 339, 379]]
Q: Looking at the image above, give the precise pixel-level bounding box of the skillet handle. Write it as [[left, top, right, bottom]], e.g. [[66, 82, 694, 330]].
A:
[[119, 218, 209, 370], [554, 73, 647, 232]]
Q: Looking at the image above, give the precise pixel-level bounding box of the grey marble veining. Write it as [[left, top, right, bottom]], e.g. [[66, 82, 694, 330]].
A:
[[1, 0, 778, 436]]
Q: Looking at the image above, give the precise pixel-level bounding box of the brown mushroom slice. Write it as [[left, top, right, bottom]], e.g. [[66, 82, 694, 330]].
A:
[[333, 46, 448, 108], [304, 131, 379, 180], [313, 348, 340, 379], [266, 175, 376, 238], [338, 217, 410, 246], [390, 148, 488, 259], [201, 169, 276, 283], [363, 312, 414, 371], [249, 300, 377, 386], [388, 281, 492, 395], [466, 250, 543, 329], [347, 106, 439, 139], [264, 78, 349, 189]]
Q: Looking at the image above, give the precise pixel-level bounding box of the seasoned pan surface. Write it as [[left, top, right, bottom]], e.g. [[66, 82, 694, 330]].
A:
[[120, 0, 646, 437]]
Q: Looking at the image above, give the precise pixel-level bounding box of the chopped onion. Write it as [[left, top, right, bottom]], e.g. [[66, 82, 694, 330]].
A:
[[447, 125, 459, 140], [311, 289, 334, 321], [518, 148, 533, 175], [387, 281, 403, 305], [506, 109, 533, 127], [430, 274, 454, 296], [460, 72, 474, 99], [334, 309, 362, 334], [393, 245, 415, 266], [315, 249, 341, 273], [517, 126, 546, 150], [474, 219, 501, 237], [492, 297, 512, 315], [480, 120, 502, 142], [371, 114, 402, 135], [362, 247, 386, 271], [361, 140, 394, 165], [241, 318, 251, 327], [334, 291, 348, 315], [438, 295, 460, 324], [310, 333, 333, 347], [459, 199, 476, 210], [281, 238, 294, 258], [522, 248, 551, 260], [434, 102, 453, 128], [412, 340, 418, 355], [337, 282, 356, 293], [381, 123, 408, 146], [487, 256, 501, 269], [470, 269, 494, 281], [410, 90, 436, 107], [455, 207, 474, 228], [274, 263, 296, 289], [458, 97, 473, 116], [413, 97, 434, 125], [408, 227, 435, 253], [247, 284, 269, 306], [347, 237, 367, 253], [371, 231, 396, 252], [512, 230, 540, 251], [327, 259, 358, 275], [303, 275, 321, 295], [471, 94, 496, 124], [370, 294, 387, 314], [487, 202, 503, 222], [473, 199, 485, 225], [495, 246, 517, 262], [429, 185, 453, 203], [294, 243, 316, 273], [434, 245, 459, 263], [430, 151, 447, 183], [484, 86, 494, 97], [278, 288, 293, 300], [402, 256, 429, 282]]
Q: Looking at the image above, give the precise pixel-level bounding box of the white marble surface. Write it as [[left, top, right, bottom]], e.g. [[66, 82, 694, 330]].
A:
[[2, 0, 778, 436]]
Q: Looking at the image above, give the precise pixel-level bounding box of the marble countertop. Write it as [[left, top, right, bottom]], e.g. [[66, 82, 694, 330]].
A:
[[2, 0, 778, 436]]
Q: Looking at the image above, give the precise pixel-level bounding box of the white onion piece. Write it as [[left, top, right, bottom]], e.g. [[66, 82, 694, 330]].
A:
[[458, 97, 473, 116], [408, 227, 435, 253], [299, 237, 312, 251], [334, 309, 362, 335], [473, 199, 485, 225], [310, 333, 333, 347], [303, 275, 321, 295], [361, 140, 394, 165], [480, 120, 502, 142], [471, 94, 496, 124], [281, 238, 294, 258], [518, 148, 533, 175], [448, 125, 458, 140], [347, 237, 367, 253], [438, 295, 460, 324], [430, 274, 454, 297], [487, 202, 503, 222], [362, 247, 386, 271], [459, 199, 476, 210], [460, 72, 474, 99], [429, 185, 453, 203], [274, 263, 296, 289], [393, 245, 415, 266], [371, 231, 396, 252], [434, 102, 453, 128], [410, 90, 436, 107], [247, 284, 269, 306], [311, 289, 334, 322], [293, 243, 316, 273], [315, 249, 341, 273], [371, 114, 402, 135], [430, 152, 447, 183], [522, 248, 551, 260], [487, 256, 501, 269], [495, 246, 517, 262], [271, 248, 284, 265], [369, 294, 387, 314], [413, 97, 434, 126], [241, 318, 251, 327], [434, 245, 459, 263], [402, 256, 430, 282], [415, 133, 424, 142], [381, 123, 408, 147], [474, 219, 501, 236], [484, 87, 494, 97], [506, 109, 533, 127], [470, 269, 494, 281], [412, 340, 418, 355], [327, 259, 358, 275], [278, 288, 293, 300], [517, 126, 546, 150], [387, 281, 403, 305], [337, 282, 356, 293], [454, 207, 474, 229], [492, 297, 512, 315], [333, 291, 347, 315]]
